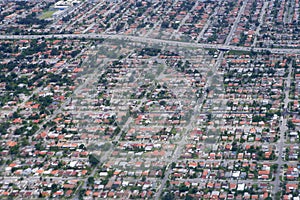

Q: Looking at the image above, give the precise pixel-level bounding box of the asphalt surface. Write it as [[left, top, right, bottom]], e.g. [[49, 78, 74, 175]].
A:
[[1, 33, 300, 54]]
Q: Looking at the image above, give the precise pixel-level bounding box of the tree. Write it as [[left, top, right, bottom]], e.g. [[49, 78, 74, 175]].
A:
[[35, 142, 43, 151], [51, 183, 58, 192], [88, 154, 99, 166], [185, 195, 194, 200], [79, 144, 86, 150], [79, 189, 85, 200], [179, 183, 189, 192], [0, 122, 10, 135], [287, 120, 295, 129], [141, 176, 146, 182], [162, 192, 174, 200], [10, 145, 19, 155], [50, 48, 60, 56], [88, 176, 94, 185]]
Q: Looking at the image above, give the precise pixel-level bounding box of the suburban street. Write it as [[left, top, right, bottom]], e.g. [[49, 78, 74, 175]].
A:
[[224, 0, 248, 46], [273, 62, 293, 194], [196, 1, 220, 43], [0, 0, 300, 199], [170, 1, 199, 40], [252, 1, 268, 47]]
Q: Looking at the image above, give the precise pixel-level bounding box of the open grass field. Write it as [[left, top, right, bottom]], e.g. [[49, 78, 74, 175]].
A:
[[39, 10, 56, 19]]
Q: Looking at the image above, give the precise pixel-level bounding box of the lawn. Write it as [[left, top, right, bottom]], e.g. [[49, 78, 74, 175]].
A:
[[39, 10, 56, 19]]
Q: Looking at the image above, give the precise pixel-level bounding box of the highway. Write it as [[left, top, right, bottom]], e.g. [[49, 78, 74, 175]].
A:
[[0, 33, 300, 54], [0, 1, 297, 197]]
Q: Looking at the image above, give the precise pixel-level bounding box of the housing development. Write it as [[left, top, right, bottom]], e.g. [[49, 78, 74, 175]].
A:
[[0, 0, 300, 199]]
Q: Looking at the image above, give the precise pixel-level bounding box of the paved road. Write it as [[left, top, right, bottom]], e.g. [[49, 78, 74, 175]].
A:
[[1, 33, 300, 54], [154, 94, 204, 200], [2, 86, 42, 117], [145, 0, 179, 38], [2, 176, 77, 182], [0, 1, 297, 196], [196, 1, 220, 43], [170, 0, 199, 40], [51, 1, 85, 31], [154, 5, 246, 196], [171, 178, 299, 189], [273, 62, 292, 195], [63, 1, 104, 33], [224, 0, 248, 45], [252, 1, 268, 47], [30, 49, 90, 142], [74, 58, 115, 191]]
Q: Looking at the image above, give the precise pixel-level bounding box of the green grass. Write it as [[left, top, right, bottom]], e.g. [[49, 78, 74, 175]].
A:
[[227, 49, 252, 55], [39, 10, 56, 19]]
